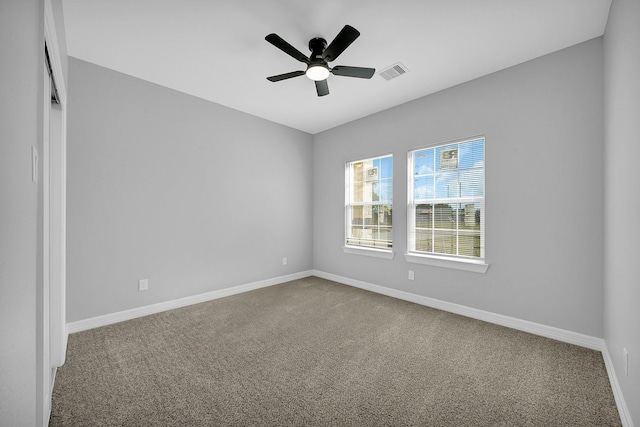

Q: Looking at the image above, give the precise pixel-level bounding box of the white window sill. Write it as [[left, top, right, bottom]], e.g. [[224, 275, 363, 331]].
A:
[[404, 253, 489, 273], [343, 246, 395, 259]]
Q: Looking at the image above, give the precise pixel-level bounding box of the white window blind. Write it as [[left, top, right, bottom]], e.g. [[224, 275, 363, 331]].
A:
[[346, 154, 393, 249], [408, 137, 484, 260]]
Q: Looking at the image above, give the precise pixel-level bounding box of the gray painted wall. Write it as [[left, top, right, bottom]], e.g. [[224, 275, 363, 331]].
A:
[[0, 1, 43, 424], [66, 58, 313, 322], [604, 0, 640, 423], [313, 38, 605, 337], [4, 3, 638, 422]]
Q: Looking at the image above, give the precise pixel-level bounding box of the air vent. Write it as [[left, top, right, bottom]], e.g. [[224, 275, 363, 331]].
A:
[[378, 62, 409, 81]]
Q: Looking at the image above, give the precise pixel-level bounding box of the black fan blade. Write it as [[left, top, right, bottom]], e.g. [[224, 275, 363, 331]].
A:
[[331, 66, 376, 79], [267, 70, 305, 82], [323, 25, 360, 62], [315, 79, 329, 97], [265, 33, 309, 64]]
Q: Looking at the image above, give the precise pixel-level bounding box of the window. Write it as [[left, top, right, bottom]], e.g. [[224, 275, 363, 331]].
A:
[[345, 154, 393, 250], [408, 137, 485, 265]]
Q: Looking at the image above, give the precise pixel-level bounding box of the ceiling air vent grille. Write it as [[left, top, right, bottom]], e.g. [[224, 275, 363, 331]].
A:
[[378, 62, 409, 81]]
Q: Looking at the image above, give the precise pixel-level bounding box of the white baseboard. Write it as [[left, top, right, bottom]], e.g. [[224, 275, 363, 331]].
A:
[[601, 345, 635, 427], [68, 269, 602, 348], [311, 270, 603, 350], [66, 270, 313, 333]]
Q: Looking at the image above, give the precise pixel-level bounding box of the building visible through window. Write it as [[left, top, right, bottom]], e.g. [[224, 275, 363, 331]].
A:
[[346, 154, 393, 249], [408, 137, 484, 260]]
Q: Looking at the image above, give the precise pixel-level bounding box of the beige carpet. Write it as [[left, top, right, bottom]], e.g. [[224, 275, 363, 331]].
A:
[[50, 276, 621, 426]]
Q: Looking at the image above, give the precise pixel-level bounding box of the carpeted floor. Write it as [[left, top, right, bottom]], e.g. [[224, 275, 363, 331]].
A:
[[50, 276, 621, 426]]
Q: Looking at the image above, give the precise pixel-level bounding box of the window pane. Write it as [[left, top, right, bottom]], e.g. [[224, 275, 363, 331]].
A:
[[364, 205, 375, 225], [408, 137, 484, 260], [346, 154, 393, 249], [459, 169, 483, 197], [435, 145, 458, 171], [348, 227, 392, 248], [458, 232, 481, 257], [414, 176, 434, 200], [379, 156, 393, 180], [350, 206, 363, 225], [433, 230, 457, 255], [351, 161, 364, 203], [352, 161, 364, 182], [415, 204, 433, 228], [435, 172, 459, 198], [377, 178, 393, 202], [414, 149, 434, 175], [458, 138, 484, 169], [415, 229, 432, 252], [368, 181, 379, 201], [349, 227, 364, 239], [373, 226, 393, 248], [433, 204, 455, 229], [350, 226, 374, 244], [376, 204, 393, 226], [458, 203, 481, 231]]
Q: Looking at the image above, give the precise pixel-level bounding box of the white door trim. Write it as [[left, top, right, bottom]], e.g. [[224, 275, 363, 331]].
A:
[[44, 0, 67, 370], [41, 2, 67, 425]]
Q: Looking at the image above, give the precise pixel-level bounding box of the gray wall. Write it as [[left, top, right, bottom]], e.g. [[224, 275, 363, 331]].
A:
[[66, 58, 313, 322], [313, 38, 604, 337], [604, 0, 640, 423], [0, 0, 42, 424]]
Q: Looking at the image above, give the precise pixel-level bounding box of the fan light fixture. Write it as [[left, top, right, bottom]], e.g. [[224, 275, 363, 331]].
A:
[[265, 25, 375, 97], [306, 64, 330, 81]]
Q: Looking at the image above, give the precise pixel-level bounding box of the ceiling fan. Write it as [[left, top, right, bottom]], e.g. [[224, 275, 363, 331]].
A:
[[265, 25, 375, 97]]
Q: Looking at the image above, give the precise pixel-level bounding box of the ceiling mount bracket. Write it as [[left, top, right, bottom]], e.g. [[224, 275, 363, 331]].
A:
[[308, 37, 327, 60]]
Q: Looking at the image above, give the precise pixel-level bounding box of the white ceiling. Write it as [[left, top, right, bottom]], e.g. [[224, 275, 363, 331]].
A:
[[61, 0, 611, 134]]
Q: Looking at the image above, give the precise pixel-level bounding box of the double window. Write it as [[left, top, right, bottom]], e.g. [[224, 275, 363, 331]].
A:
[[408, 137, 485, 261], [344, 137, 485, 269], [345, 154, 393, 249]]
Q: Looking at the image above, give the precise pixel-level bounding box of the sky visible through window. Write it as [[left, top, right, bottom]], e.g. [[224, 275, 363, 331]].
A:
[[410, 137, 485, 259], [370, 155, 393, 202], [347, 154, 393, 249], [414, 138, 484, 201]]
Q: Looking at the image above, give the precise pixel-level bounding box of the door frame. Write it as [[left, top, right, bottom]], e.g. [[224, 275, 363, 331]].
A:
[[44, 0, 67, 370], [40, 1, 67, 424]]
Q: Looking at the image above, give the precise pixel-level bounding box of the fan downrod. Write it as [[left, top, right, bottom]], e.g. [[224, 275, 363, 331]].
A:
[[264, 25, 376, 97], [308, 37, 327, 60]]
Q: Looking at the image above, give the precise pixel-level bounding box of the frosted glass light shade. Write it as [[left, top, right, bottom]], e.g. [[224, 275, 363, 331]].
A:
[[306, 65, 330, 81]]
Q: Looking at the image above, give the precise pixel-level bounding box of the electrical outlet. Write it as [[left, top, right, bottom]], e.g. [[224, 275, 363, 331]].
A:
[[623, 348, 629, 376], [282, 257, 287, 265], [408, 270, 415, 280], [138, 279, 148, 291]]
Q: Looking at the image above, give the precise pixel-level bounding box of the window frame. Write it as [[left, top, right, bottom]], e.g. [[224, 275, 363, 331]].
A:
[[344, 153, 394, 258], [406, 136, 488, 272]]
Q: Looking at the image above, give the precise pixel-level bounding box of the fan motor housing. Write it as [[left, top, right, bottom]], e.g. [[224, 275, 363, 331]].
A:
[[265, 25, 375, 96], [308, 37, 327, 60]]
